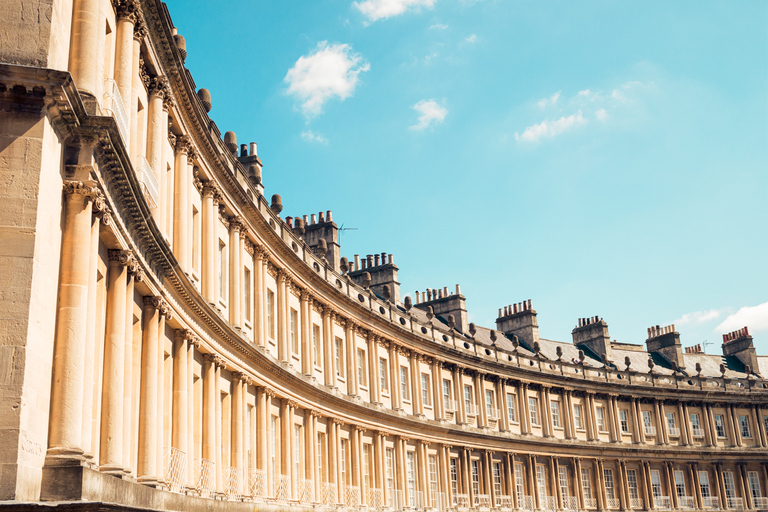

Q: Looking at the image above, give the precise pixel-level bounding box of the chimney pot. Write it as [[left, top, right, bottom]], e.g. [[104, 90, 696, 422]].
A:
[[388, 254, 394, 264], [318, 211, 325, 223], [240, 144, 248, 157], [456, 284, 461, 295], [498, 308, 503, 318], [286, 216, 293, 228], [327, 210, 332, 222], [416, 291, 420, 303], [354, 254, 360, 271], [250, 142, 257, 156], [311, 214, 317, 224]]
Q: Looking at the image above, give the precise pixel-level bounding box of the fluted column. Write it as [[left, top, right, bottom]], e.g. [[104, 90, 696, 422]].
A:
[[99, 249, 131, 473], [172, 329, 189, 484], [48, 182, 98, 462], [173, 137, 191, 269], [137, 296, 162, 484], [201, 182, 217, 303], [69, 0, 102, 97], [346, 320, 359, 396], [229, 218, 242, 326]]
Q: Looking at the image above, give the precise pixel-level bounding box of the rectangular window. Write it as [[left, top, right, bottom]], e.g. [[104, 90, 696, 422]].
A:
[[529, 397, 539, 426], [312, 324, 321, 366], [407, 452, 417, 507], [493, 462, 503, 497], [714, 414, 726, 438], [604, 469, 615, 500], [748, 471, 761, 500], [667, 412, 679, 436], [380, 358, 388, 391], [550, 401, 562, 428], [650, 470, 663, 499], [471, 460, 481, 497], [507, 393, 517, 423], [340, 439, 347, 485], [620, 409, 630, 433], [627, 469, 639, 500], [335, 338, 343, 377], [596, 407, 607, 432], [400, 366, 410, 401], [643, 410, 654, 435], [536, 465, 547, 502], [443, 379, 452, 410], [357, 348, 367, 387], [558, 466, 569, 498], [723, 471, 736, 499], [244, 268, 251, 321], [464, 385, 474, 415], [430, 455, 439, 507], [740, 415, 751, 438], [267, 289, 275, 339], [690, 413, 703, 437], [698, 471, 711, 498], [363, 444, 371, 494], [674, 470, 686, 497], [450, 458, 459, 497], [386, 448, 395, 505], [485, 389, 495, 418], [422, 373, 431, 407], [515, 464, 526, 501], [290, 308, 298, 354], [574, 404, 584, 430], [581, 468, 592, 500]]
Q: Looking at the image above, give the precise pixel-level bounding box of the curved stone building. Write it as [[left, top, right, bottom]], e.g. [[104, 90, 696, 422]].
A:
[[0, 1, 767, 511]]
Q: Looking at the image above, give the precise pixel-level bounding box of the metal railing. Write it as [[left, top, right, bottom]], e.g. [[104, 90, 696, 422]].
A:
[[753, 496, 768, 509], [606, 497, 621, 509], [102, 78, 129, 142], [431, 490, 447, 510], [444, 399, 457, 412], [223, 466, 242, 500], [414, 489, 425, 509], [691, 427, 704, 438], [518, 495, 535, 511], [473, 493, 491, 509], [273, 474, 289, 503], [248, 468, 266, 499], [727, 497, 744, 510], [678, 496, 695, 509], [453, 493, 470, 508], [298, 477, 313, 504], [466, 403, 478, 416], [369, 488, 384, 510], [563, 496, 579, 511], [645, 425, 657, 436], [668, 426, 681, 437], [654, 495, 671, 510], [321, 482, 338, 506], [702, 496, 719, 509], [583, 497, 597, 508], [194, 458, 215, 499], [137, 156, 159, 209], [346, 484, 361, 507], [394, 489, 405, 510], [630, 497, 644, 509], [163, 447, 187, 494], [542, 496, 557, 511], [495, 495, 513, 509], [486, 407, 500, 420]]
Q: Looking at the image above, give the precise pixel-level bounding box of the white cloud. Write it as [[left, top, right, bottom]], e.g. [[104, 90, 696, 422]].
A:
[[410, 99, 448, 130], [464, 34, 477, 43], [578, 89, 592, 97], [715, 302, 768, 334], [301, 130, 328, 144], [284, 41, 370, 118], [674, 309, 725, 326], [537, 91, 561, 109], [595, 108, 607, 121], [429, 23, 448, 30], [514, 111, 586, 142], [354, 0, 436, 23]]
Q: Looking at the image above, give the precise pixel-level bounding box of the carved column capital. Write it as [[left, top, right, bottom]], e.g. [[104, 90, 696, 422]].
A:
[[229, 216, 244, 233], [108, 249, 134, 267], [63, 180, 100, 200], [202, 180, 219, 199]]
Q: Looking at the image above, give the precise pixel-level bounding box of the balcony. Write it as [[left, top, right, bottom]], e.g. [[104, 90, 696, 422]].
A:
[[645, 425, 657, 436], [473, 493, 491, 509], [321, 481, 338, 506], [193, 458, 215, 498], [486, 407, 500, 420], [517, 495, 535, 511], [668, 426, 681, 437], [345, 484, 361, 507], [369, 488, 384, 509], [691, 426, 704, 438], [298, 477, 314, 504], [273, 474, 289, 503], [701, 496, 719, 509], [583, 497, 597, 509], [630, 498, 644, 509], [102, 78, 129, 143], [542, 496, 557, 511], [654, 495, 671, 510], [726, 497, 745, 510], [163, 447, 187, 494], [444, 399, 457, 412], [223, 466, 242, 500], [452, 493, 470, 509], [753, 496, 768, 509], [606, 497, 621, 509], [494, 494, 513, 509], [248, 468, 267, 500], [678, 496, 695, 509], [466, 403, 478, 416], [137, 156, 159, 209], [563, 496, 579, 511]]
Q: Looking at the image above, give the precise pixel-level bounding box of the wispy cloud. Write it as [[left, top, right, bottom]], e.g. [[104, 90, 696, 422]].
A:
[[716, 302, 768, 334], [354, 0, 436, 23], [411, 99, 448, 130], [674, 309, 726, 326], [464, 34, 477, 43], [595, 108, 607, 121], [301, 130, 328, 144], [514, 111, 586, 142], [284, 41, 370, 118], [537, 91, 560, 109], [429, 23, 448, 30]]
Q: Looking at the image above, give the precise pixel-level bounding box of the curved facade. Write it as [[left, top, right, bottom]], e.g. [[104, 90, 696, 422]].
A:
[[0, 1, 767, 511]]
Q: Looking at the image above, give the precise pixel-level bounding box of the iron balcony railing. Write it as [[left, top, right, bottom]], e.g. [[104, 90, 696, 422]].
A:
[[137, 156, 159, 209], [102, 78, 129, 143]]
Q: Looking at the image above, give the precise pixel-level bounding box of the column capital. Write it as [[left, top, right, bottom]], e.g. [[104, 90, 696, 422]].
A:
[[310, 409, 323, 418], [332, 418, 345, 426], [63, 180, 100, 200], [143, 295, 163, 310], [233, 371, 251, 384], [133, 17, 147, 40], [174, 328, 195, 343], [148, 75, 169, 99], [354, 425, 367, 433], [175, 135, 193, 156], [229, 216, 244, 233], [202, 180, 219, 199], [257, 385, 276, 398], [286, 399, 300, 409], [108, 249, 134, 267], [300, 289, 313, 303], [114, 0, 142, 23]]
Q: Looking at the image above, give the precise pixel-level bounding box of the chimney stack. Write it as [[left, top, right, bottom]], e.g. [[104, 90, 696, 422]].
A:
[[572, 316, 612, 363], [645, 324, 684, 370], [722, 326, 759, 374], [496, 299, 539, 350], [414, 284, 468, 332], [348, 251, 401, 303]]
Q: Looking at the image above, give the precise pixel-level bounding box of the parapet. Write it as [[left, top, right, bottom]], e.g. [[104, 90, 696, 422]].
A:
[[722, 326, 759, 374], [645, 323, 685, 370], [572, 316, 612, 364], [414, 284, 467, 333], [496, 300, 539, 350]]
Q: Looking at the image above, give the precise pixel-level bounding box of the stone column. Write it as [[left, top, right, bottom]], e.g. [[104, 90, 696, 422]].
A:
[[253, 247, 266, 346], [323, 307, 335, 387], [172, 329, 189, 484], [301, 291, 312, 376], [714, 463, 728, 510], [229, 218, 242, 326], [631, 398, 643, 444], [550, 457, 561, 510], [156, 303, 171, 484], [202, 354, 217, 482], [123, 262, 142, 475], [305, 410, 317, 495], [642, 461, 656, 510], [369, 333, 381, 404], [201, 182, 217, 303], [391, 344, 402, 410], [411, 353, 422, 416], [48, 182, 99, 462], [583, 393, 595, 441], [563, 390, 574, 439], [753, 405, 766, 447], [664, 462, 678, 510], [520, 382, 531, 434], [540, 386, 551, 437], [678, 402, 690, 446], [432, 359, 443, 420], [730, 406, 743, 447], [128, 21, 144, 161], [113, 1, 140, 148], [214, 360, 223, 495], [346, 321, 359, 396], [594, 459, 605, 511], [173, 137, 191, 270], [186, 336, 199, 489], [486, 451, 495, 505], [498, 379, 508, 431], [277, 271, 289, 363], [690, 462, 703, 510], [607, 395, 618, 442], [475, 373, 487, 427], [528, 454, 539, 510], [618, 460, 630, 511], [232, 372, 245, 492], [328, 420, 338, 501], [69, 0, 102, 97], [351, 427, 361, 499], [280, 399, 292, 498], [574, 458, 585, 510], [738, 464, 752, 510], [137, 296, 162, 484], [507, 453, 517, 507], [146, 76, 168, 224], [98, 250, 131, 474], [656, 401, 668, 445], [704, 404, 717, 447]]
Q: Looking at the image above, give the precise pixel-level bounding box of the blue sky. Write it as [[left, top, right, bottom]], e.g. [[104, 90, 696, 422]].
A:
[[165, 0, 768, 354]]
